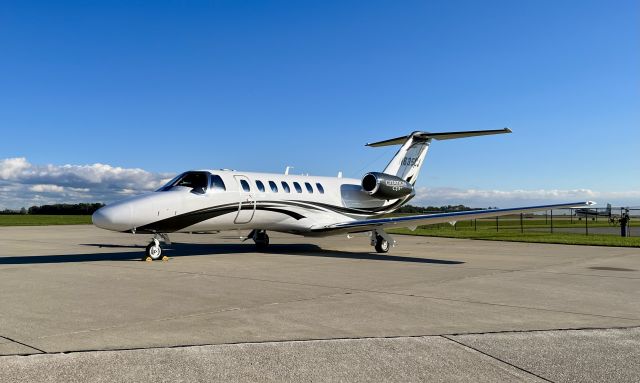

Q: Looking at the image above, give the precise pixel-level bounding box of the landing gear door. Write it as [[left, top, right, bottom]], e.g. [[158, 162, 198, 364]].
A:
[[234, 175, 255, 224]]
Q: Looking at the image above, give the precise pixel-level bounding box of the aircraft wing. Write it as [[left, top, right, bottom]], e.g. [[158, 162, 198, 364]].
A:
[[311, 201, 594, 235]]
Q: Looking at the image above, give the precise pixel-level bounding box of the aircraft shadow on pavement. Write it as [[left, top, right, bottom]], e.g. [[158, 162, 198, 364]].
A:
[[0, 242, 464, 265]]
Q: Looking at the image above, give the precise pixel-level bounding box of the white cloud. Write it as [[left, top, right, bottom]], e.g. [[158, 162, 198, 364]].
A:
[[29, 184, 65, 193], [0, 157, 174, 209], [0, 157, 30, 179]]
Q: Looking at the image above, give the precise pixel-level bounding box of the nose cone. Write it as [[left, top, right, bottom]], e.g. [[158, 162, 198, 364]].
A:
[[92, 204, 133, 232], [91, 208, 109, 229]]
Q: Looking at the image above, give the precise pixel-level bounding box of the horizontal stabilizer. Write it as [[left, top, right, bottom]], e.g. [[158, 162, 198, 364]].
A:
[[366, 128, 512, 147]]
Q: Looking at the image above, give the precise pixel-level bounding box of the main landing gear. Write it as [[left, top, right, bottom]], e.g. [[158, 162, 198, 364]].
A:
[[371, 229, 395, 253], [144, 233, 171, 261], [252, 229, 270, 250]]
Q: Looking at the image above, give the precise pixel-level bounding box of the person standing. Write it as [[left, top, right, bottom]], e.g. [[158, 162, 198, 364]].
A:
[[620, 212, 630, 237]]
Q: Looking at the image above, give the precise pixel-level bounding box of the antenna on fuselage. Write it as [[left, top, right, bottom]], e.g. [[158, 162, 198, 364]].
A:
[[285, 166, 294, 175]]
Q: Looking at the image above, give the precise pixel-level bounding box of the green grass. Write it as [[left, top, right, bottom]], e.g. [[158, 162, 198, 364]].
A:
[[389, 224, 640, 247], [0, 215, 92, 226]]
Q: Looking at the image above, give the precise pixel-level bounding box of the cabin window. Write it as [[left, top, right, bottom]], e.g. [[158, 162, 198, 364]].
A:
[[281, 181, 291, 193], [210, 174, 226, 191], [305, 182, 314, 193], [240, 179, 251, 192], [256, 180, 265, 193], [269, 181, 278, 193], [293, 182, 302, 193], [316, 183, 325, 194]]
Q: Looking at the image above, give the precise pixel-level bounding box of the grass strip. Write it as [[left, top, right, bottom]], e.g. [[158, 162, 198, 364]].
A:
[[0, 215, 92, 226]]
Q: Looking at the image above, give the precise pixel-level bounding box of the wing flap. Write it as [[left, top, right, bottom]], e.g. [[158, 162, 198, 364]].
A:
[[312, 201, 594, 235]]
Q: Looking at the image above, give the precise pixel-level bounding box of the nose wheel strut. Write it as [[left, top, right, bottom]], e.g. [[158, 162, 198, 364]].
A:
[[144, 234, 171, 261]]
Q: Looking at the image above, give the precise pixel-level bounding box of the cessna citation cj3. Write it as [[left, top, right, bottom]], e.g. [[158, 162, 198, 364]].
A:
[[92, 129, 593, 260]]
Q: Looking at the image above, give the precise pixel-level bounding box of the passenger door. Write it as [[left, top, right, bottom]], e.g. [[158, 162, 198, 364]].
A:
[[234, 175, 255, 224]]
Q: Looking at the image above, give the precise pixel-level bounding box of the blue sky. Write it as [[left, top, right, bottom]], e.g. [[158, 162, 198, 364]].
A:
[[1, 0, 638, 208]]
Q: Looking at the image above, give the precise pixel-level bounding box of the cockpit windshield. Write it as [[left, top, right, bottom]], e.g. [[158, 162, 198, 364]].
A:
[[157, 171, 209, 194]]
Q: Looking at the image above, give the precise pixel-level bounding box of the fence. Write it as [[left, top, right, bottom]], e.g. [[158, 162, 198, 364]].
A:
[[438, 207, 639, 237]]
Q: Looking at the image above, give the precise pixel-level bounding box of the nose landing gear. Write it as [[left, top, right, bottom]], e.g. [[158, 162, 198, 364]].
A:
[[144, 234, 171, 261]]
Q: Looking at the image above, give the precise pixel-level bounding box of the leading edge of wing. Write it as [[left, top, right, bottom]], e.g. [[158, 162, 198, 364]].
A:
[[314, 201, 595, 234]]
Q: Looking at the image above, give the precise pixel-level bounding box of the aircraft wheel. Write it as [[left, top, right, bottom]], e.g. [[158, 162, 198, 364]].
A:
[[145, 242, 163, 260], [255, 232, 269, 250], [375, 235, 389, 253]]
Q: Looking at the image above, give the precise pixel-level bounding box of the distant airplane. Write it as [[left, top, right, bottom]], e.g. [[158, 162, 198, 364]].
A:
[[92, 129, 593, 260], [574, 203, 611, 219]]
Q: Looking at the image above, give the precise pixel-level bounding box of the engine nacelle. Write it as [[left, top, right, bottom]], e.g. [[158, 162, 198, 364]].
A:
[[361, 172, 413, 200]]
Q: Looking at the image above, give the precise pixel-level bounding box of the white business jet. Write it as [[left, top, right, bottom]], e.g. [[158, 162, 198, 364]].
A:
[[92, 129, 592, 260]]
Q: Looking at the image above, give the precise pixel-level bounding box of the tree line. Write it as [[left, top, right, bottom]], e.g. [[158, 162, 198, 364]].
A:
[[0, 203, 105, 215]]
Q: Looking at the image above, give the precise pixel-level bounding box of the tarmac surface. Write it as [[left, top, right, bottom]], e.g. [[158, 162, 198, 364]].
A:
[[0, 225, 638, 382]]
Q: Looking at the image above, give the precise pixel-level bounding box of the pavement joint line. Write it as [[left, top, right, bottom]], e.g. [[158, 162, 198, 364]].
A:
[[12, 292, 640, 352], [2, 325, 638, 359], [441, 324, 640, 337], [84, 262, 640, 322], [0, 335, 46, 354], [11, 290, 355, 344], [441, 335, 555, 383]]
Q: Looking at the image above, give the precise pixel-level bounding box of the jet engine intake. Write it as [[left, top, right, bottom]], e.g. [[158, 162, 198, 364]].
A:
[[361, 172, 413, 200]]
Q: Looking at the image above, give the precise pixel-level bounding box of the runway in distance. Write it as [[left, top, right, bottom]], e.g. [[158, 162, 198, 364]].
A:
[[92, 129, 593, 260]]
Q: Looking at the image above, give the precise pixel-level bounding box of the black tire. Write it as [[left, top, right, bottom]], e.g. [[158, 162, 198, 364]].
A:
[[375, 235, 389, 253], [145, 242, 162, 260], [255, 233, 269, 250]]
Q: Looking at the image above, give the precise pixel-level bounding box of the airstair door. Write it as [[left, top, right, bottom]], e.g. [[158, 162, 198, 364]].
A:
[[234, 175, 255, 224]]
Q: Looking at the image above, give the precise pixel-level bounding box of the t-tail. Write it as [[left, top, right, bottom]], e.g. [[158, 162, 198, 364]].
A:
[[366, 128, 512, 185], [359, 128, 512, 211]]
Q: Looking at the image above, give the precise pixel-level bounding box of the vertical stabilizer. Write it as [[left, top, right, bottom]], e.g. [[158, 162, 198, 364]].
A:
[[381, 133, 431, 184]]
